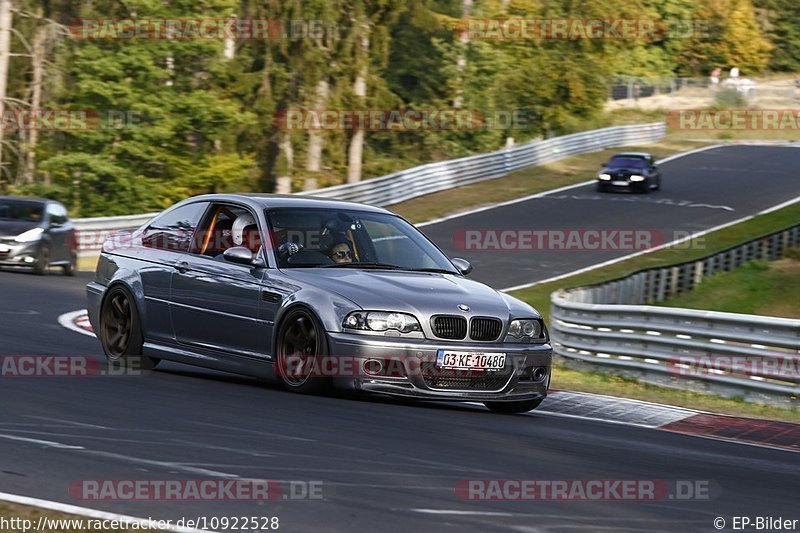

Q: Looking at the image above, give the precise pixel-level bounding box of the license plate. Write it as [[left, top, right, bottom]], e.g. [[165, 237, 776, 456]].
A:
[[612, 180, 629, 186], [436, 350, 506, 371], [0, 244, 8, 252]]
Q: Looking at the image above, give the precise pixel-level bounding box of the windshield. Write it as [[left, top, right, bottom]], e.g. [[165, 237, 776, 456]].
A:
[[0, 200, 45, 222], [266, 208, 458, 273], [607, 156, 649, 169]]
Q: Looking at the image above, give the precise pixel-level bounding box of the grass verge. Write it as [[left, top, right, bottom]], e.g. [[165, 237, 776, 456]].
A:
[[660, 252, 800, 319], [508, 202, 800, 421], [553, 367, 799, 423], [78, 254, 99, 273]]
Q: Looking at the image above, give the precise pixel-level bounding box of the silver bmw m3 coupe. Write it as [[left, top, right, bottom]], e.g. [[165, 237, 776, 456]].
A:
[[87, 194, 552, 413]]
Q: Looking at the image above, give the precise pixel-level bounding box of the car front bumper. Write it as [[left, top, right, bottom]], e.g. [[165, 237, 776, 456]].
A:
[[0, 240, 42, 267], [597, 179, 647, 191], [325, 331, 552, 402]]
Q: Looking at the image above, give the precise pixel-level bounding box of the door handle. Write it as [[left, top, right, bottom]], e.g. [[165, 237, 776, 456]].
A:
[[175, 261, 189, 273]]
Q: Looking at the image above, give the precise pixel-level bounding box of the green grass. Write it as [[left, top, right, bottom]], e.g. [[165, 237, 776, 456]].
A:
[[659, 253, 800, 319], [77, 255, 99, 272]]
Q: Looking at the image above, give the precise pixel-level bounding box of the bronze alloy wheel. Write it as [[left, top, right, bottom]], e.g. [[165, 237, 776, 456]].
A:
[[99, 286, 157, 369], [276, 309, 330, 394]]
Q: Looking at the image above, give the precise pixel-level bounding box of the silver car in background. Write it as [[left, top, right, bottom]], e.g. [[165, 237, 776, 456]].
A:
[[87, 194, 552, 414], [0, 196, 77, 275]]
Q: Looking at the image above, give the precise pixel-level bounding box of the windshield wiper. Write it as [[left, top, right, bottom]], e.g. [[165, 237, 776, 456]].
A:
[[320, 262, 406, 270], [409, 268, 458, 274], [320, 263, 457, 274]]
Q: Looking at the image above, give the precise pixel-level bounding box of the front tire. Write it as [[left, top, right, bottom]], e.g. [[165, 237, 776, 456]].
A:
[[484, 398, 543, 414], [32, 245, 49, 275], [99, 285, 158, 370], [276, 308, 331, 395]]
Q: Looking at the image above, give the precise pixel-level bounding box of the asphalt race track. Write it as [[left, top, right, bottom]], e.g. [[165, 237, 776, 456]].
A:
[[422, 145, 800, 289], [1, 144, 799, 532]]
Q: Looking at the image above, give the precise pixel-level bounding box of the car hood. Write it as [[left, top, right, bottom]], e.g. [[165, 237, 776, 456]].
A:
[[0, 220, 40, 238], [602, 166, 646, 174], [282, 268, 538, 319]]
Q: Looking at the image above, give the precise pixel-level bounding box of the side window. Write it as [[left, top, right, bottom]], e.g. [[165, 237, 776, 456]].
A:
[[191, 204, 263, 258], [142, 202, 208, 252]]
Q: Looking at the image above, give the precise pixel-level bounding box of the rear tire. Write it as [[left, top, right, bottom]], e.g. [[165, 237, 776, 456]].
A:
[[276, 308, 331, 395], [484, 398, 543, 414], [99, 285, 158, 370], [62, 251, 77, 276]]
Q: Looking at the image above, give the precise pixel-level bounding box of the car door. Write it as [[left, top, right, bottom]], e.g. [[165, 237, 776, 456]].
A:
[[134, 201, 210, 344], [45, 203, 69, 263], [169, 203, 274, 359]]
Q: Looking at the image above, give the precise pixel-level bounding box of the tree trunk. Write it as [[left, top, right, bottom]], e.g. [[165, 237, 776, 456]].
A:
[[22, 9, 46, 185], [0, 0, 12, 187], [275, 132, 294, 194], [453, 0, 473, 109], [347, 31, 369, 184], [304, 78, 329, 191]]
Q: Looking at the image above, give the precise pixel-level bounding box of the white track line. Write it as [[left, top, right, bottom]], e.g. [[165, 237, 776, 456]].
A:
[[57, 309, 95, 338], [0, 434, 85, 450], [0, 491, 213, 533]]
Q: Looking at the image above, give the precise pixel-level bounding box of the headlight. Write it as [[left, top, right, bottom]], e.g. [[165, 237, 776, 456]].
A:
[[629, 175, 646, 182], [598, 173, 611, 180], [14, 228, 44, 243], [343, 311, 421, 334], [507, 319, 543, 339]]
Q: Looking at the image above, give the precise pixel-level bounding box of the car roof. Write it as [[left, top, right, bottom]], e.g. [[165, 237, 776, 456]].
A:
[[183, 193, 393, 215], [610, 152, 652, 159], [0, 195, 52, 204]]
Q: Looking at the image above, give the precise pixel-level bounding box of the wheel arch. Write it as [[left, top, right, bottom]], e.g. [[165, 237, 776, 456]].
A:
[[272, 302, 328, 357], [99, 272, 147, 336]]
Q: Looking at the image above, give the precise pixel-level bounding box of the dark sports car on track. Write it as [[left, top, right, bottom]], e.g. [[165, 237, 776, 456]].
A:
[[86, 194, 552, 413], [597, 152, 661, 193]]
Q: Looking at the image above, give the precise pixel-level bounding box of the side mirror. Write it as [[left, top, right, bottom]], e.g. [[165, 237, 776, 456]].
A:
[[451, 257, 473, 276], [223, 246, 264, 267]]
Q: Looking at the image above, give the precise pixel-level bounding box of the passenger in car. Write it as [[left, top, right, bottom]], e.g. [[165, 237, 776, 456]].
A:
[[328, 236, 353, 264]]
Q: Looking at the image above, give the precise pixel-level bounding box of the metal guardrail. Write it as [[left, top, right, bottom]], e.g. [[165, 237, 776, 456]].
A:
[[73, 213, 157, 257], [298, 122, 666, 206], [551, 224, 800, 403], [73, 122, 666, 255]]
